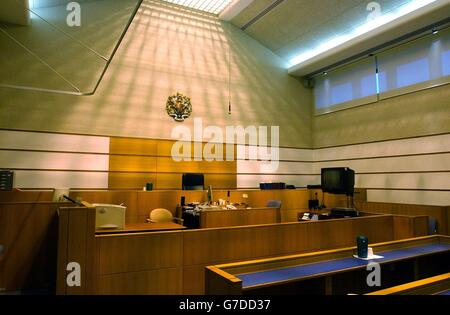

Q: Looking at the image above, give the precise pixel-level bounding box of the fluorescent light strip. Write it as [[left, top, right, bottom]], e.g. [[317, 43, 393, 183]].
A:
[[289, 0, 437, 67], [161, 0, 233, 14]]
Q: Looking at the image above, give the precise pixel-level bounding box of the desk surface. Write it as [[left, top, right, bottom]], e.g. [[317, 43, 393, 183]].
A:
[[197, 206, 275, 213], [238, 243, 450, 289], [95, 222, 186, 234]]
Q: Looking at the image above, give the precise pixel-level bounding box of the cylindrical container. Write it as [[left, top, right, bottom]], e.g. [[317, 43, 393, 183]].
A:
[[146, 182, 153, 191], [357, 236, 369, 258]]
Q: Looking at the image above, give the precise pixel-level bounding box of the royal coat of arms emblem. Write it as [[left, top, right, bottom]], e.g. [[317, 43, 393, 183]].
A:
[[166, 93, 192, 122]]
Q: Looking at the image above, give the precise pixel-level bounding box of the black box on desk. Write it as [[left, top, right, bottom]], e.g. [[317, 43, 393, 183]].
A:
[[260, 182, 286, 190], [0, 171, 14, 191]]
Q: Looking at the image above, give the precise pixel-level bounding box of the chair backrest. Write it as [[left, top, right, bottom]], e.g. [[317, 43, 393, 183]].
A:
[[428, 217, 438, 235], [266, 200, 282, 209], [149, 208, 174, 223]]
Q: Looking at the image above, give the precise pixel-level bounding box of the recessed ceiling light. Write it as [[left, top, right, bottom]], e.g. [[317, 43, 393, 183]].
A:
[[289, 0, 437, 67], [160, 0, 233, 15]]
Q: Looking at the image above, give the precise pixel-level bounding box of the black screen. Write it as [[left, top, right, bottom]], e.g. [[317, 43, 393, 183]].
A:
[[182, 173, 204, 190], [321, 168, 354, 195]]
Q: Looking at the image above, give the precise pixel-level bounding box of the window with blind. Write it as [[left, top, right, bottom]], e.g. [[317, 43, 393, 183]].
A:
[[378, 27, 450, 99], [313, 27, 450, 115], [313, 57, 378, 115]]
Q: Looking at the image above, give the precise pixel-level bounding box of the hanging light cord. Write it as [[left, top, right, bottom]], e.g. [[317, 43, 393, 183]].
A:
[[228, 21, 232, 115]]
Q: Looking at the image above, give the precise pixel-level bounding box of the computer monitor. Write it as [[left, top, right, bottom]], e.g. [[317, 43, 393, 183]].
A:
[[321, 167, 355, 196], [182, 173, 204, 191]]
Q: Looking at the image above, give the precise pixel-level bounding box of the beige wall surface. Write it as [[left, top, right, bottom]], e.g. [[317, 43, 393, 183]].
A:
[[0, 0, 312, 148], [313, 84, 450, 148]]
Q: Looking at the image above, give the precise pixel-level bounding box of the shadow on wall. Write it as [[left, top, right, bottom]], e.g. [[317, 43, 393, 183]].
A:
[[0, 0, 312, 148], [0, 0, 142, 94]]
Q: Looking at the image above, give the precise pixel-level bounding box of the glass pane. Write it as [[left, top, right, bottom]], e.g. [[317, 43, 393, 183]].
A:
[[313, 56, 378, 113], [378, 27, 450, 99]]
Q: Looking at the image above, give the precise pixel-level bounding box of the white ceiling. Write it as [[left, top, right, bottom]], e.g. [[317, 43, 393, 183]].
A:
[[159, 0, 233, 14], [230, 0, 450, 71]]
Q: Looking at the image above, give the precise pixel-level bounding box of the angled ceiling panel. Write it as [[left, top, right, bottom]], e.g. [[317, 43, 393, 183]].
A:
[[0, 0, 143, 95], [0, 0, 30, 26], [0, 29, 78, 91]]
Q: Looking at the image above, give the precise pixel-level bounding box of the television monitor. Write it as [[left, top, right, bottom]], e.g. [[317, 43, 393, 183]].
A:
[[321, 167, 355, 196], [182, 173, 204, 191]]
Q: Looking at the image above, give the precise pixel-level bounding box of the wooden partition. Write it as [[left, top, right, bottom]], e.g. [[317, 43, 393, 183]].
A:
[[393, 215, 429, 240], [68, 189, 348, 224], [355, 201, 449, 235], [56, 206, 99, 295], [0, 188, 345, 293], [56, 205, 430, 295], [199, 207, 281, 228], [0, 201, 69, 292], [0, 190, 54, 203]]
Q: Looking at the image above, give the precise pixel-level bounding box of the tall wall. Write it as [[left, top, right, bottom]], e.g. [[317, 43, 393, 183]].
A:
[[0, 0, 448, 206], [0, 0, 313, 191], [312, 84, 450, 206], [0, 0, 312, 147]]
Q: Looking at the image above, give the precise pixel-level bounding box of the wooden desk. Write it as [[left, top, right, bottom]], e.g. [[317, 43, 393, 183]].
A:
[[205, 235, 450, 295], [182, 206, 281, 229], [95, 222, 186, 234]]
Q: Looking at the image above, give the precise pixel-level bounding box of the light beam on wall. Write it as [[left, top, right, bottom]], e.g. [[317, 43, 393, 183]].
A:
[[289, 0, 437, 68], [160, 0, 233, 14]]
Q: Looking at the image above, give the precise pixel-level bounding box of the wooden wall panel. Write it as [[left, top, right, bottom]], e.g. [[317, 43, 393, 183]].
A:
[[108, 173, 157, 191], [108, 137, 237, 190], [155, 173, 182, 190], [157, 140, 236, 159], [203, 174, 237, 189], [109, 156, 157, 172], [156, 158, 236, 173], [109, 138, 158, 156]]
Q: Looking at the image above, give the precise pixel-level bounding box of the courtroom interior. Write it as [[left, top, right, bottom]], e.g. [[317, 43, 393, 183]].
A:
[[0, 0, 449, 298]]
